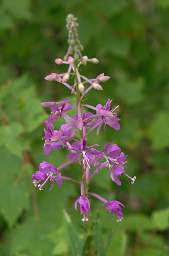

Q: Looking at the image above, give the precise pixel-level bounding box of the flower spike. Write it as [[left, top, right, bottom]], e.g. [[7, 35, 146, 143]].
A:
[[32, 14, 136, 222]]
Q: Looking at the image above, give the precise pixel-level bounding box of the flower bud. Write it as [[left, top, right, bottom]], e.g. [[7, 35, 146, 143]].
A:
[[78, 83, 85, 93], [92, 82, 103, 90], [62, 73, 69, 82], [67, 56, 74, 64], [82, 56, 88, 62], [96, 73, 110, 82], [55, 58, 63, 65], [91, 58, 99, 64]]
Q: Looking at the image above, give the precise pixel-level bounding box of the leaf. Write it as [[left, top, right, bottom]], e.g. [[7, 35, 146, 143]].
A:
[[97, 30, 130, 57], [50, 224, 68, 255], [2, 0, 32, 19], [0, 76, 47, 133], [0, 123, 25, 157], [67, 222, 84, 256], [0, 9, 13, 29], [90, 0, 127, 17], [148, 112, 169, 149], [115, 72, 145, 105], [122, 214, 155, 231], [152, 207, 169, 230], [155, 0, 169, 8], [0, 147, 31, 226], [134, 248, 169, 256], [106, 231, 127, 256], [9, 183, 76, 255], [134, 232, 169, 256]]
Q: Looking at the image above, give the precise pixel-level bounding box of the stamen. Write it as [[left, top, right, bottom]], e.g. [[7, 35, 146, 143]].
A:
[[37, 173, 52, 190], [111, 105, 119, 113], [33, 180, 38, 187], [125, 174, 136, 184], [37, 184, 44, 190], [116, 217, 123, 222], [82, 215, 88, 222]]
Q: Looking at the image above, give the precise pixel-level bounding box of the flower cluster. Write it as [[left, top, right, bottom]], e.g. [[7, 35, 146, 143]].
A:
[[32, 14, 136, 222]]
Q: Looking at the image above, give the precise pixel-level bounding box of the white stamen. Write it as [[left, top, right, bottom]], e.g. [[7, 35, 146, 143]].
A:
[[33, 181, 38, 187], [37, 173, 53, 190], [125, 174, 136, 184], [117, 217, 123, 222], [82, 216, 88, 222], [37, 184, 43, 190]]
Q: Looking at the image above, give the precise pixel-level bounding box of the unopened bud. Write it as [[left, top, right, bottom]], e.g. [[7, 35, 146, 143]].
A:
[[92, 82, 103, 90], [62, 73, 69, 82], [55, 58, 63, 65], [82, 56, 88, 62], [96, 73, 110, 82], [91, 58, 99, 64], [67, 56, 74, 64], [78, 83, 85, 93]]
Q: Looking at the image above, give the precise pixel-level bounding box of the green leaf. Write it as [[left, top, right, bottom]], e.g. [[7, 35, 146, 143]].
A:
[[98, 31, 130, 57], [90, 0, 127, 16], [155, 0, 169, 8], [106, 231, 127, 256], [0, 123, 24, 157], [0, 9, 13, 29], [148, 112, 169, 149], [0, 147, 31, 226], [9, 183, 76, 255], [2, 0, 32, 19], [152, 207, 169, 230], [134, 232, 169, 256], [0, 76, 47, 133], [50, 224, 68, 255], [115, 72, 145, 105], [122, 214, 155, 231]]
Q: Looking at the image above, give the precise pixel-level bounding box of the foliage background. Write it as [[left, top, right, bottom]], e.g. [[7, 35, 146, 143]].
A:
[[0, 0, 169, 255]]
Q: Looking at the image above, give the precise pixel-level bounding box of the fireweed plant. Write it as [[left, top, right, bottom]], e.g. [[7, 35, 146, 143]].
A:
[[32, 14, 136, 222]]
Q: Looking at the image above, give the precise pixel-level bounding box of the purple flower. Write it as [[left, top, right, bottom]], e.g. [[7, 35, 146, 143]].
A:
[[64, 112, 97, 132], [105, 200, 124, 221], [44, 72, 69, 83], [33, 13, 135, 222], [95, 73, 110, 82], [95, 99, 120, 131], [42, 99, 72, 123], [45, 73, 63, 82], [75, 195, 90, 221], [67, 140, 104, 182], [55, 56, 74, 65], [44, 123, 75, 155], [32, 161, 62, 190], [104, 144, 126, 185], [68, 140, 103, 165]]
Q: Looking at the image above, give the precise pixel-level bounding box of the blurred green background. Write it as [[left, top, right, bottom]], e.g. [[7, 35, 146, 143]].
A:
[[0, 1, 169, 255]]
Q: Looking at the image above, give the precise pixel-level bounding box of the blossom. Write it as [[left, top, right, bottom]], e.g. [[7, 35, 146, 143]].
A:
[[44, 123, 75, 155], [55, 56, 74, 65], [104, 144, 126, 185], [95, 73, 110, 82], [67, 140, 103, 182], [64, 112, 97, 130], [75, 195, 90, 221], [105, 200, 124, 221], [90, 192, 124, 221], [45, 72, 69, 83], [44, 72, 74, 92], [32, 161, 62, 190], [68, 140, 103, 165], [42, 99, 72, 116], [42, 99, 72, 124], [95, 99, 120, 131]]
